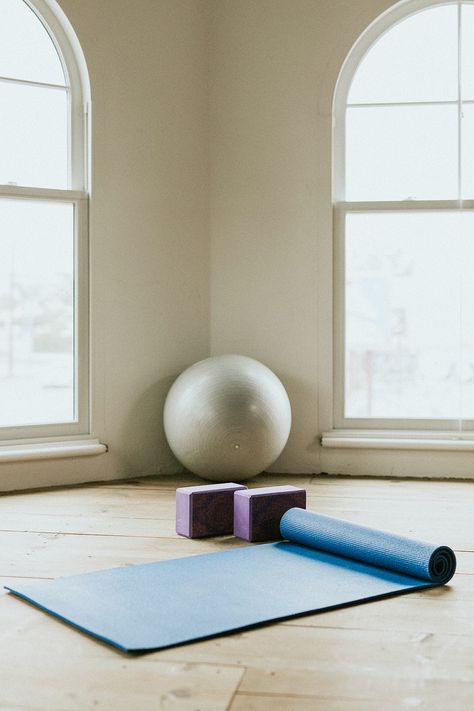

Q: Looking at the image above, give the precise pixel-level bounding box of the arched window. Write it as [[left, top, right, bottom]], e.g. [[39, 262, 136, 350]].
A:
[[333, 1, 474, 438], [0, 0, 90, 440]]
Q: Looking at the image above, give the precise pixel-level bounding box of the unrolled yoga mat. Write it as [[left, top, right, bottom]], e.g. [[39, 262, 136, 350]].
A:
[[5, 508, 456, 652]]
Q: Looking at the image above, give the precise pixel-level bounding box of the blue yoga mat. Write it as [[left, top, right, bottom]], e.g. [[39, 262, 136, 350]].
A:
[[5, 508, 456, 652]]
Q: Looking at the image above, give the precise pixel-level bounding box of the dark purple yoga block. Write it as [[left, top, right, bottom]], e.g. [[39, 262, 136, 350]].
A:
[[176, 482, 247, 538], [234, 485, 307, 542]]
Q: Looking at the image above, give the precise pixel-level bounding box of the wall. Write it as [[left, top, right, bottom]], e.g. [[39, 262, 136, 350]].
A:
[[208, 0, 474, 478], [0, 0, 210, 490], [3, 0, 473, 489], [208, 0, 388, 473]]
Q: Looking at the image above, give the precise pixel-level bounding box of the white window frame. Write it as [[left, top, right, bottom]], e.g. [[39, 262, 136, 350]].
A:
[[330, 0, 474, 440], [0, 0, 91, 444]]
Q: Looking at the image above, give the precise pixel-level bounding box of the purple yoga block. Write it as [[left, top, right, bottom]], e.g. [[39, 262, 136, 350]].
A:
[[176, 482, 247, 538], [234, 485, 306, 542]]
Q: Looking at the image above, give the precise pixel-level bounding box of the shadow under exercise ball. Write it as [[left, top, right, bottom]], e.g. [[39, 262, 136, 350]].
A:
[[163, 355, 292, 481]]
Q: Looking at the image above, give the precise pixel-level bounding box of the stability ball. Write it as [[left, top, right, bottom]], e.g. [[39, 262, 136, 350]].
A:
[[163, 355, 291, 481]]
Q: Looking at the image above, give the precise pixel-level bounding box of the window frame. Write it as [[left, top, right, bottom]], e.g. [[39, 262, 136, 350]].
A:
[[0, 0, 91, 444], [332, 0, 474, 435]]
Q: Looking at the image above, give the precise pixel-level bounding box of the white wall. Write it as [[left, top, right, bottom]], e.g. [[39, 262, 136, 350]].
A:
[[0, 0, 210, 490], [208, 0, 388, 473]]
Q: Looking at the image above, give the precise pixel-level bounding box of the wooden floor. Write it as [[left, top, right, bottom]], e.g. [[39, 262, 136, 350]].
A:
[[0, 473, 473, 711]]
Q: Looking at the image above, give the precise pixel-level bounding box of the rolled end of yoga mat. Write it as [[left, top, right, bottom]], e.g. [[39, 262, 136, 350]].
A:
[[280, 508, 456, 585], [427, 546, 457, 584]]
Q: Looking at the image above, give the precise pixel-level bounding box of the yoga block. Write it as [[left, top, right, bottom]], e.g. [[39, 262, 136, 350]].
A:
[[176, 482, 247, 538], [234, 485, 306, 542]]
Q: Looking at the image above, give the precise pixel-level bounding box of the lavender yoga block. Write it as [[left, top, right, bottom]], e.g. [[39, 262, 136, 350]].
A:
[[176, 482, 247, 538], [234, 485, 306, 542]]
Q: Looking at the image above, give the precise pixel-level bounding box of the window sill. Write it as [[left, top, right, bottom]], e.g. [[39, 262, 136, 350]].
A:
[[0, 439, 107, 463], [321, 430, 474, 451]]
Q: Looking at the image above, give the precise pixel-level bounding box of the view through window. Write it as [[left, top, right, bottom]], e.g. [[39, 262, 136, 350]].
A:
[[338, 2, 474, 428], [0, 0, 87, 434]]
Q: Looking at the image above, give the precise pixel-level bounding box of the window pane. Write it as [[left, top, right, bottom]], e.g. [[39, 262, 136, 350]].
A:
[[0, 0, 65, 85], [344, 212, 474, 420], [0, 199, 74, 427], [345, 105, 458, 201], [462, 103, 474, 198], [348, 5, 458, 104], [461, 4, 474, 100], [0, 82, 68, 189], [459, 214, 474, 420]]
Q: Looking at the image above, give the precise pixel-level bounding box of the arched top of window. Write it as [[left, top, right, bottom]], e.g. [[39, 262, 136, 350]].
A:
[[348, 4, 458, 105], [0, 0, 65, 85], [333, 0, 474, 203], [0, 0, 90, 191]]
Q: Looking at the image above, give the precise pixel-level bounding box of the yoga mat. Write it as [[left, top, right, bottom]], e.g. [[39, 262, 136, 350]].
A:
[[5, 508, 456, 652]]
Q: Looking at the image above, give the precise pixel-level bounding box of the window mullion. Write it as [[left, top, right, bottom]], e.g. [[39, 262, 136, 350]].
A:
[[335, 200, 462, 212], [0, 185, 86, 201], [0, 74, 67, 91], [347, 99, 459, 108]]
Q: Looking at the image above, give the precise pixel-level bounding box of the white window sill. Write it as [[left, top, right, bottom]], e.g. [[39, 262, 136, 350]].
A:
[[0, 439, 107, 463], [321, 430, 474, 451]]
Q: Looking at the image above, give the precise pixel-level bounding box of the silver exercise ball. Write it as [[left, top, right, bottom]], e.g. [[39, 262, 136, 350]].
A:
[[163, 355, 291, 481]]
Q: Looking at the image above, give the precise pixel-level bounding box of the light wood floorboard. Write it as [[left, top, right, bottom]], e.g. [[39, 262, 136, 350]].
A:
[[0, 474, 472, 710]]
